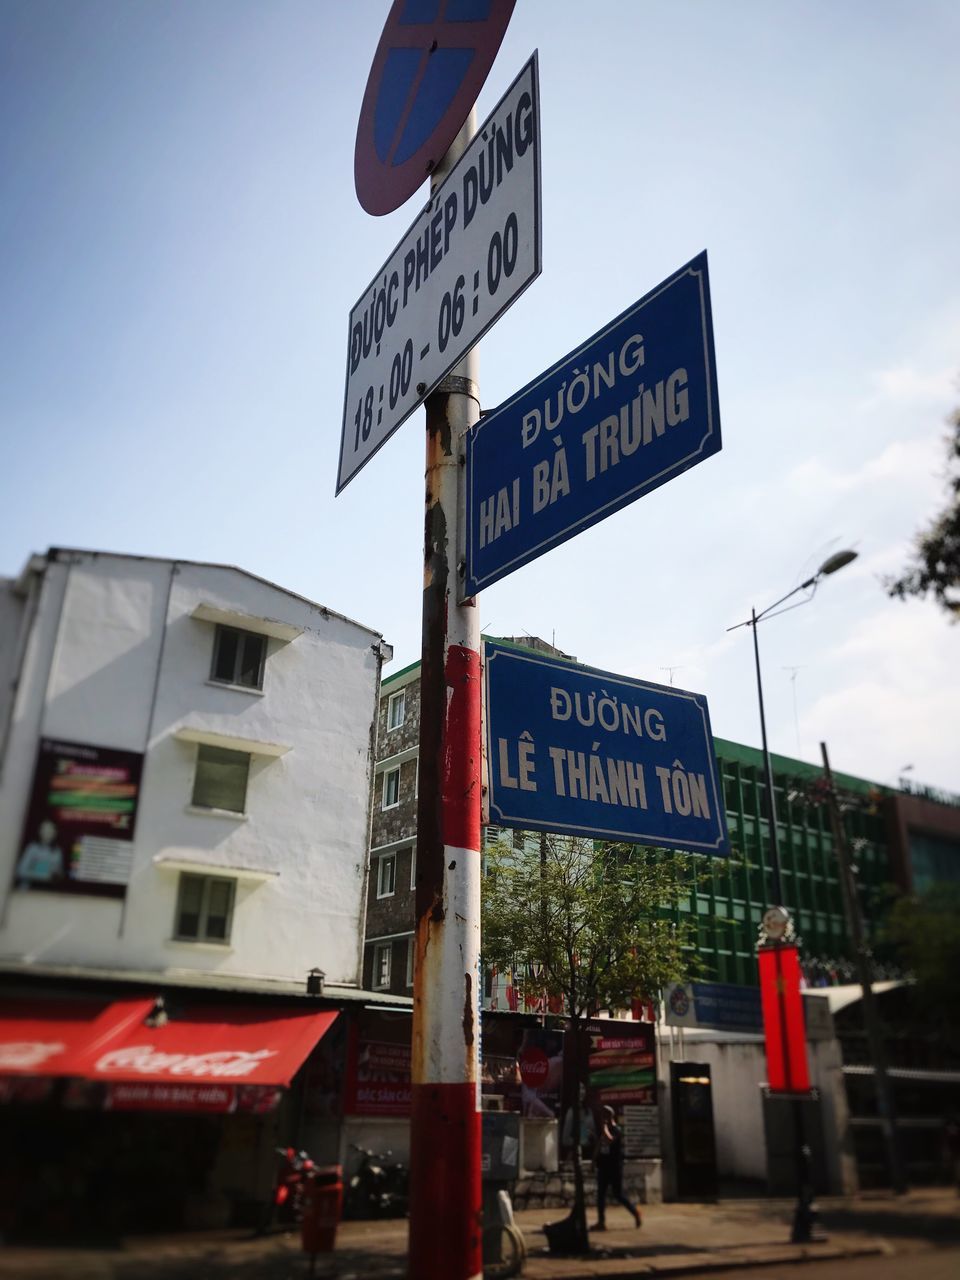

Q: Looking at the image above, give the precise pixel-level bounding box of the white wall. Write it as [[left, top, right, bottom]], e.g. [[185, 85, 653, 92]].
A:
[[0, 551, 384, 988], [0, 577, 30, 753], [659, 1028, 857, 1194]]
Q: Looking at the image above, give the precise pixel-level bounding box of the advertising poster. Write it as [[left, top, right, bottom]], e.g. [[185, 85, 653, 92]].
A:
[[481, 1021, 565, 1118], [14, 739, 144, 899], [343, 1025, 411, 1116], [586, 1020, 656, 1107], [563, 1020, 659, 1159]]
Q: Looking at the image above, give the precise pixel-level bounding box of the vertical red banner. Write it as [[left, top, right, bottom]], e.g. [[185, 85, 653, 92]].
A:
[[758, 944, 810, 1093]]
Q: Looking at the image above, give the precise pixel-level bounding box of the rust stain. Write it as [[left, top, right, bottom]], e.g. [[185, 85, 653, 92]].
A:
[[462, 972, 474, 1051]]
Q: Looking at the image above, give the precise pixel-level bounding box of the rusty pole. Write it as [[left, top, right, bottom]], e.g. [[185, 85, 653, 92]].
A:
[[408, 108, 483, 1280]]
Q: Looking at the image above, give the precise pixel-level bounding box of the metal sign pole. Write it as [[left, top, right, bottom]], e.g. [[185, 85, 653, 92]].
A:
[[409, 108, 484, 1280]]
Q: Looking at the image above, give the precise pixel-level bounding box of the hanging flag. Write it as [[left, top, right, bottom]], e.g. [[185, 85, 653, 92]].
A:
[[758, 944, 811, 1093]]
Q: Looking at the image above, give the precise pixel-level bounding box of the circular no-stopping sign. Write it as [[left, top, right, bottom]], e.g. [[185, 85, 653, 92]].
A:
[[355, 0, 516, 216]]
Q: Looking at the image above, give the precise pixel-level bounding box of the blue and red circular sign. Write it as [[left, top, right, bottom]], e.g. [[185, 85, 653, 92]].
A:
[[355, 0, 516, 216]]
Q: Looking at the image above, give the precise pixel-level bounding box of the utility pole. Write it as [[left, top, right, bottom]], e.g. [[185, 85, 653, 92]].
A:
[[748, 609, 818, 1243], [819, 742, 907, 1194], [408, 111, 484, 1280]]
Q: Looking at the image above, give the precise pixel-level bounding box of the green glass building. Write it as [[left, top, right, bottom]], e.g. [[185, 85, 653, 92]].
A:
[[671, 738, 895, 988]]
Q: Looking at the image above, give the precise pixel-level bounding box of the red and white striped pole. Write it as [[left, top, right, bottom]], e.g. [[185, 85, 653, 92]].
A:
[[408, 109, 484, 1280]]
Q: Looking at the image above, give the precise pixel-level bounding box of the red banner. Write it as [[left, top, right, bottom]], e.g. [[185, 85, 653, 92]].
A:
[[106, 1081, 237, 1112], [343, 1030, 411, 1116], [758, 944, 810, 1093]]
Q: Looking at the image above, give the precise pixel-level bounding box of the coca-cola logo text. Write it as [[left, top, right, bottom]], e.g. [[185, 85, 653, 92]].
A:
[[95, 1045, 277, 1079], [0, 1040, 66, 1070], [518, 1048, 549, 1087]]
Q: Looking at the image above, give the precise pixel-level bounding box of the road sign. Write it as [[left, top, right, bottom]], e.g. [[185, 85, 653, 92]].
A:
[[665, 982, 763, 1032], [355, 0, 517, 216], [464, 252, 720, 596], [338, 54, 540, 493], [484, 640, 729, 855]]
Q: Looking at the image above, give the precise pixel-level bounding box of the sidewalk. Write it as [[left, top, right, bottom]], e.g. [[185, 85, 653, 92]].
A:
[[0, 1188, 956, 1279]]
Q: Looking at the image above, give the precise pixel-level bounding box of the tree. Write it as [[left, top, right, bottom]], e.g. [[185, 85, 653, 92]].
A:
[[883, 882, 960, 1054], [481, 834, 704, 1253], [886, 402, 960, 618]]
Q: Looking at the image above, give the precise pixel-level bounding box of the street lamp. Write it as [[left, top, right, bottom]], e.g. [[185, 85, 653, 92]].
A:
[[727, 549, 858, 1243], [728, 550, 858, 908]]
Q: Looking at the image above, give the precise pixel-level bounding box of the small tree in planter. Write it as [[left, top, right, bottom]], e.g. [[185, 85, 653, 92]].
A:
[[482, 833, 704, 1253]]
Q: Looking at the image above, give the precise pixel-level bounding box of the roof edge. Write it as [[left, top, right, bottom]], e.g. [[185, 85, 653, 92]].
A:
[[39, 546, 385, 642]]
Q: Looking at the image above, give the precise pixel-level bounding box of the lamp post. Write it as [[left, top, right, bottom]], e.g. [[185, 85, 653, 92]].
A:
[[731, 550, 858, 908], [728, 549, 857, 1243]]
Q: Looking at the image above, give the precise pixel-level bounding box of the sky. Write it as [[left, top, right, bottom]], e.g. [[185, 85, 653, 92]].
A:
[[1, 1, 958, 793]]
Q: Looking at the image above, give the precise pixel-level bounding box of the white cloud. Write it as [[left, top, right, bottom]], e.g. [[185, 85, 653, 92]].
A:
[[785, 435, 945, 500], [859, 362, 957, 412], [799, 602, 960, 793]]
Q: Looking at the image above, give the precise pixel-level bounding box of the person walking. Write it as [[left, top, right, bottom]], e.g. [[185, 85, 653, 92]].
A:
[[592, 1105, 641, 1230]]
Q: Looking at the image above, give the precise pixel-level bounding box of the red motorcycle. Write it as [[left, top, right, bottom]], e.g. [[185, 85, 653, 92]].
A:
[[260, 1146, 316, 1231]]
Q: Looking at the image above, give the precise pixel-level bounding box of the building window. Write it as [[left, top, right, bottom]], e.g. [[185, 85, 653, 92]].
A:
[[378, 852, 397, 898], [373, 941, 392, 990], [174, 873, 236, 943], [210, 625, 266, 690], [382, 766, 400, 809], [192, 745, 250, 814], [408, 844, 417, 891], [387, 690, 405, 731], [406, 936, 415, 987]]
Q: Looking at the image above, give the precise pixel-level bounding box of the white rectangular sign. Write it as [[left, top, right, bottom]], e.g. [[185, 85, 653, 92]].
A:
[[337, 53, 541, 493]]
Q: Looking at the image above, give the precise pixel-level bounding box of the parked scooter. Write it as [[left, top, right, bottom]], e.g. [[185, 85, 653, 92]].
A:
[[257, 1146, 317, 1232], [344, 1144, 408, 1218]]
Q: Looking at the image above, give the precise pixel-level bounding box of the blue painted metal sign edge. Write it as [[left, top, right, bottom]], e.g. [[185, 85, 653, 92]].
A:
[[484, 639, 730, 855], [465, 252, 720, 596]]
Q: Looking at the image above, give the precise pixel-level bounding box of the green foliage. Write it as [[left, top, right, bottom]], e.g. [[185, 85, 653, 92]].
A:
[[482, 833, 709, 1250], [481, 834, 706, 1019], [886, 404, 960, 619], [883, 882, 960, 1047]]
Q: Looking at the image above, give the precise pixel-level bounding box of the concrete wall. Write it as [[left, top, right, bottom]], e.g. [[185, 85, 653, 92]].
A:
[[0, 576, 31, 758], [659, 1028, 856, 1196], [0, 550, 385, 987]]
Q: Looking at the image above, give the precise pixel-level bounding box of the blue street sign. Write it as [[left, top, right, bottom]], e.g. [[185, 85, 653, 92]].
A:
[[465, 252, 720, 597], [667, 982, 763, 1033], [484, 640, 729, 855]]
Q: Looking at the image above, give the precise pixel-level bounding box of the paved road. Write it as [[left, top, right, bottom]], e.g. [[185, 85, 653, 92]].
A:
[[706, 1246, 960, 1280], [1, 1189, 956, 1280]]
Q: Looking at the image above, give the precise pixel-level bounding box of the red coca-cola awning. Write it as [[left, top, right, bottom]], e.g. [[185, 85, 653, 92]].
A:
[[0, 996, 339, 1112], [82, 1001, 338, 1086], [0, 996, 154, 1077]]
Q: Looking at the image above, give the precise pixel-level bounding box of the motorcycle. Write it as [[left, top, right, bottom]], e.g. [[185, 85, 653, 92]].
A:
[[344, 1144, 408, 1219], [259, 1146, 316, 1231]]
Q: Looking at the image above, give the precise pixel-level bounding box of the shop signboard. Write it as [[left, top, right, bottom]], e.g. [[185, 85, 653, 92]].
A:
[[664, 981, 763, 1033], [13, 738, 144, 898], [344, 1035, 412, 1116], [562, 1020, 659, 1159]]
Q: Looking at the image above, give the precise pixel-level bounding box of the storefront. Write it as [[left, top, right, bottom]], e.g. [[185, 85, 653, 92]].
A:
[[0, 985, 344, 1238]]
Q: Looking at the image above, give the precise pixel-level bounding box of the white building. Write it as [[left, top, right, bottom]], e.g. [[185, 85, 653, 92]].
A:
[[0, 547, 392, 1233], [0, 547, 389, 986]]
